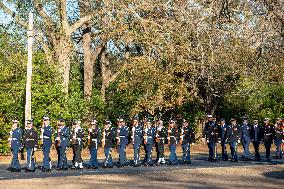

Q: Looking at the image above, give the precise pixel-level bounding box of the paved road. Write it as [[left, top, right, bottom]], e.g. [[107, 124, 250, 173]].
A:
[[1, 154, 283, 180]]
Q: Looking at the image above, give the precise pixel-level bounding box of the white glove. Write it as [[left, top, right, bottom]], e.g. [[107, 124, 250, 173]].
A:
[[41, 128, 44, 132], [88, 128, 92, 132], [131, 136, 134, 139], [168, 130, 172, 133], [87, 136, 90, 139], [201, 138, 205, 142], [191, 143, 195, 146], [58, 129, 61, 132], [56, 137, 60, 141], [34, 148, 37, 151], [238, 140, 240, 143]]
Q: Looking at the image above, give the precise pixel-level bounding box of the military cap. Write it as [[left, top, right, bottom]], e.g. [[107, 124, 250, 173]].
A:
[[230, 118, 236, 122], [26, 119, 33, 124], [242, 116, 249, 120], [264, 118, 270, 121], [207, 115, 213, 118], [58, 118, 65, 122], [220, 118, 225, 122], [91, 119, 97, 125], [43, 115, 50, 120], [183, 119, 188, 123], [133, 115, 139, 121], [12, 117, 19, 123], [105, 119, 111, 125]]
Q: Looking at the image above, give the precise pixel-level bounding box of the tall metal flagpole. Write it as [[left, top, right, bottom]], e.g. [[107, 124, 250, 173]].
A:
[[25, 11, 34, 126]]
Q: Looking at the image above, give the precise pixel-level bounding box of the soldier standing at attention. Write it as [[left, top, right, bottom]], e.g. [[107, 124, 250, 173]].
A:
[[71, 120, 84, 169], [220, 118, 228, 161], [131, 116, 143, 167], [241, 116, 253, 161], [262, 118, 275, 161], [155, 119, 167, 166], [116, 117, 129, 168], [23, 120, 38, 172], [88, 119, 100, 169], [168, 119, 179, 165], [56, 118, 70, 171], [102, 119, 115, 168], [40, 115, 53, 172], [8, 118, 23, 172], [273, 118, 283, 159], [202, 115, 221, 162], [180, 119, 195, 164], [143, 118, 155, 166], [251, 119, 262, 161], [226, 118, 242, 162]]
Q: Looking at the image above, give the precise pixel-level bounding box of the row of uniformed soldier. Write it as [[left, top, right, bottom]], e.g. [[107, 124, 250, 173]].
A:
[[8, 115, 195, 172], [203, 115, 284, 162]]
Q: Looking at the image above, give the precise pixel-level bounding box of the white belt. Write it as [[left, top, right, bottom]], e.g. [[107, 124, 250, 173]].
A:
[[26, 139, 34, 141], [91, 139, 98, 141], [43, 136, 50, 138], [12, 138, 19, 141], [265, 133, 272, 135], [147, 136, 152, 138], [119, 136, 126, 138], [170, 136, 176, 138]]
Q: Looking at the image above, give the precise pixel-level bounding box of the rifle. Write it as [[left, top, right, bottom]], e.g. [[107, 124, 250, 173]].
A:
[[39, 121, 44, 148], [55, 122, 61, 148], [88, 127, 91, 146], [180, 125, 184, 144], [143, 117, 148, 145], [102, 128, 106, 148]]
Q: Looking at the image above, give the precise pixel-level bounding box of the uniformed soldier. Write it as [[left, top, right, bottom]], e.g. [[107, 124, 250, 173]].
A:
[[262, 118, 275, 161], [71, 120, 84, 169], [180, 119, 195, 164], [102, 119, 115, 168], [88, 119, 100, 169], [155, 119, 167, 166], [168, 119, 179, 165], [202, 115, 221, 162], [273, 118, 283, 159], [56, 118, 70, 171], [116, 117, 129, 168], [131, 116, 143, 167], [8, 118, 23, 172], [251, 119, 262, 161], [226, 118, 242, 162], [143, 118, 155, 166], [40, 115, 53, 172], [241, 116, 253, 161], [23, 120, 38, 172], [219, 118, 228, 161]]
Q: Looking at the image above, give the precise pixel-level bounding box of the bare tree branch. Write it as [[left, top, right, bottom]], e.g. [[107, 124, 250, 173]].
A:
[[0, 2, 28, 29]]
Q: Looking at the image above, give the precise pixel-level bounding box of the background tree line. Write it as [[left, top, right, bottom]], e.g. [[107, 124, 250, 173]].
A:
[[0, 0, 283, 154]]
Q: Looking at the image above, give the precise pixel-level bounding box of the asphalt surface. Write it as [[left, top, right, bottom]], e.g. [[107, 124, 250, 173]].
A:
[[1, 153, 283, 181]]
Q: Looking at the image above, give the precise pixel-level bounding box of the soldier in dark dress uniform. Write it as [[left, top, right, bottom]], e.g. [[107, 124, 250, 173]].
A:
[[202, 115, 221, 162], [116, 117, 129, 168], [262, 118, 275, 161], [102, 119, 115, 168], [88, 119, 100, 169], [226, 118, 242, 162], [40, 115, 53, 172], [273, 118, 283, 159], [241, 117, 253, 161], [251, 119, 262, 161], [155, 119, 167, 165], [220, 118, 228, 161], [56, 118, 70, 171], [23, 120, 38, 172], [8, 118, 23, 172], [131, 116, 143, 167], [143, 118, 155, 166], [180, 119, 195, 164], [168, 119, 179, 165], [71, 120, 84, 169]]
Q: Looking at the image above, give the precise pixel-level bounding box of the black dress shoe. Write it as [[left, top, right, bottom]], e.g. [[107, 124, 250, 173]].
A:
[[14, 169, 21, 172], [63, 168, 68, 171], [93, 166, 98, 169], [107, 165, 113, 168]]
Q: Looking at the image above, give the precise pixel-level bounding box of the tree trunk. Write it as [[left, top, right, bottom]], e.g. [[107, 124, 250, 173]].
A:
[[82, 24, 93, 100], [57, 37, 72, 94], [100, 52, 110, 101]]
